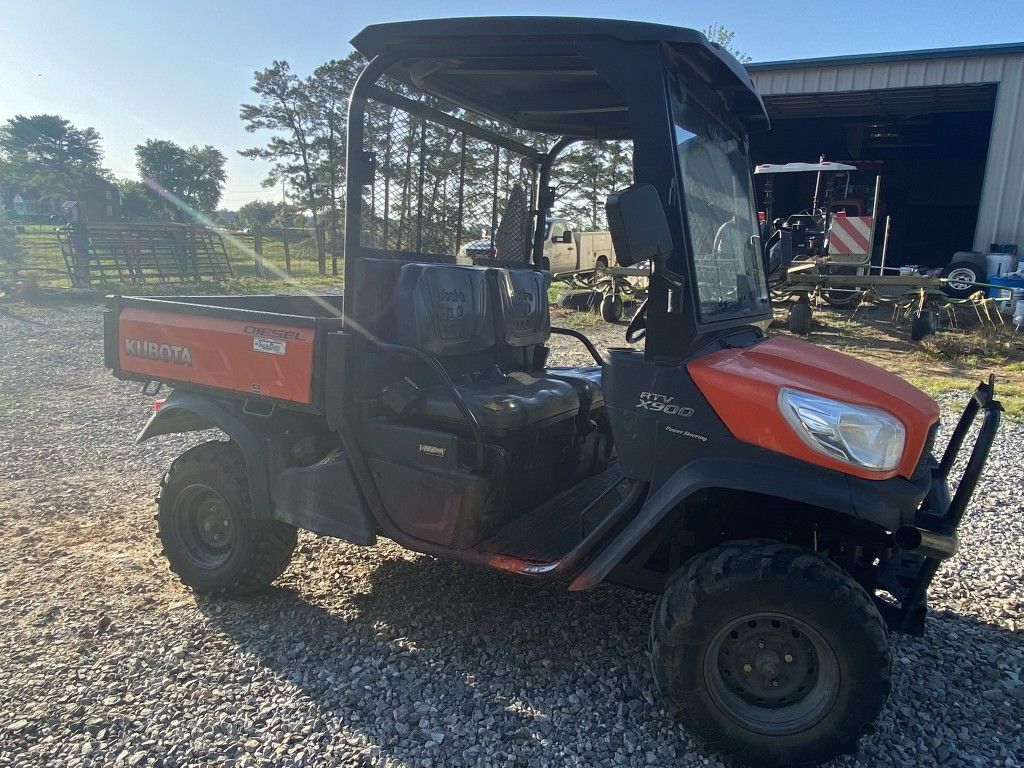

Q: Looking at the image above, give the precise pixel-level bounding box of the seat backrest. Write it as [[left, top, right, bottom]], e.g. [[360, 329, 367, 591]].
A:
[[493, 185, 531, 266], [395, 263, 495, 356], [488, 268, 551, 348]]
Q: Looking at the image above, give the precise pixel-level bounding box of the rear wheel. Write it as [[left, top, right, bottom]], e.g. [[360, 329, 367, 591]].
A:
[[157, 441, 296, 595], [651, 541, 890, 767]]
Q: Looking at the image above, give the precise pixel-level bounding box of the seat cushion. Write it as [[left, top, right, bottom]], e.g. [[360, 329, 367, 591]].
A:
[[414, 370, 579, 437], [546, 366, 604, 412]]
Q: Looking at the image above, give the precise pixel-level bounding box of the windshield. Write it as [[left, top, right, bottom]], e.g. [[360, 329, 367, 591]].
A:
[[670, 78, 769, 321]]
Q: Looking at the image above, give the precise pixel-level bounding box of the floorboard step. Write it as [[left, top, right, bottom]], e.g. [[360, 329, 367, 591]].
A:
[[481, 464, 626, 562]]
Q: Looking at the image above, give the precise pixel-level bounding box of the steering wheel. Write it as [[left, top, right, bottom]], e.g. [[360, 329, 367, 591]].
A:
[[625, 298, 648, 343]]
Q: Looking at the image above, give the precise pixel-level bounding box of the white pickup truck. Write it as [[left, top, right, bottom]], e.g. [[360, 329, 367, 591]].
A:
[[460, 217, 615, 274], [546, 218, 616, 275]]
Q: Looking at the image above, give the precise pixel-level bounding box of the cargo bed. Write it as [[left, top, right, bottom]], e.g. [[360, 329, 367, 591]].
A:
[[104, 294, 345, 411]]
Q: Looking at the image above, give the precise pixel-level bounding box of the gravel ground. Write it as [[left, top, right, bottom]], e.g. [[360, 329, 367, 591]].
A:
[[0, 300, 1021, 768]]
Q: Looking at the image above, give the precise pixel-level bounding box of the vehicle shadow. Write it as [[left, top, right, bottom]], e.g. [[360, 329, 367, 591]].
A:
[[199, 548, 1022, 766], [198, 549, 686, 764]]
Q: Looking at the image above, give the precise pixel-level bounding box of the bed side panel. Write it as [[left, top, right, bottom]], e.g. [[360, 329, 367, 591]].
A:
[[117, 307, 315, 404]]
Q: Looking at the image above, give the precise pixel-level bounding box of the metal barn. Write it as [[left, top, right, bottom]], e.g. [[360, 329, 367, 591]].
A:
[[747, 43, 1024, 268]]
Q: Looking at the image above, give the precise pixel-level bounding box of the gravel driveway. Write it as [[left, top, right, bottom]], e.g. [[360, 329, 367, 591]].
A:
[[1, 301, 1021, 768]]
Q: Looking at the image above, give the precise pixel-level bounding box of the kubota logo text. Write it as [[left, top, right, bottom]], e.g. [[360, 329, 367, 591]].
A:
[[124, 339, 193, 366]]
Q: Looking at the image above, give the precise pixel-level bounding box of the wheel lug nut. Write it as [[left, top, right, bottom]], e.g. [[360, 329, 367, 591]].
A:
[[784, 654, 794, 663], [757, 639, 765, 648], [742, 663, 753, 673], [771, 680, 779, 687]]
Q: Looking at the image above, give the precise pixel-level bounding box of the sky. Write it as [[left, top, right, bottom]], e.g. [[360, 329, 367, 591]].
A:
[[2, 0, 1022, 209]]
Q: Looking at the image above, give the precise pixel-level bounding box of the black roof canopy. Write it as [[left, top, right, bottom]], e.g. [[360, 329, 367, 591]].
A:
[[351, 17, 768, 138]]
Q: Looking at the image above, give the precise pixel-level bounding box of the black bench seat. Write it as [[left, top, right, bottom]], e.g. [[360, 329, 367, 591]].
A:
[[413, 369, 578, 437]]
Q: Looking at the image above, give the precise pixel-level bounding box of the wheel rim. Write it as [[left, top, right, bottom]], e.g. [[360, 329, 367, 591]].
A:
[[704, 612, 839, 735], [946, 267, 977, 292], [173, 484, 237, 569]]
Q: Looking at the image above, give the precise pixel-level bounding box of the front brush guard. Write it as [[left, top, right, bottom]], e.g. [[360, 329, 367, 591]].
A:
[[876, 376, 1002, 635]]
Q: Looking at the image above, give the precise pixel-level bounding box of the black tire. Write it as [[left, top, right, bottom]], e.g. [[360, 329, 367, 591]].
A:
[[788, 302, 812, 335], [652, 541, 890, 767], [941, 261, 984, 299], [157, 440, 297, 595], [600, 293, 623, 322], [596, 255, 609, 269], [910, 309, 937, 342]]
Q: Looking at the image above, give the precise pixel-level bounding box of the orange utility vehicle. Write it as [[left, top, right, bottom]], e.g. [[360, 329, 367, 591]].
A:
[[105, 18, 1000, 766]]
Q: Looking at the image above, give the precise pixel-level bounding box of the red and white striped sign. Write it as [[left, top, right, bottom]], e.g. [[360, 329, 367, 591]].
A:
[[828, 214, 874, 256]]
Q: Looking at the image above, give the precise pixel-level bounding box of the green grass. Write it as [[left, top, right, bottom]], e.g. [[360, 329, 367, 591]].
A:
[[553, 306, 607, 330], [903, 374, 1024, 419], [8, 227, 68, 283], [5, 224, 342, 295], [9, 227, 1024, 419], [790, 305, 1024, 420], [105, 274, 343, 297]]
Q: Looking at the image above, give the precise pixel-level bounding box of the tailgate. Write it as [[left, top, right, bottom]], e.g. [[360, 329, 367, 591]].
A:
[[108, 302, 317, 404]]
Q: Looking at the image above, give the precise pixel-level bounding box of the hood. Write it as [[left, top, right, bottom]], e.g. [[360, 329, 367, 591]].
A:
[[688, 336, 940, 481]]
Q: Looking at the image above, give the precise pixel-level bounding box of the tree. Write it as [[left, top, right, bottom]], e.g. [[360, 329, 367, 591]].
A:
[[307, 53, 363, 271], [117, 178, 158, 220], [240, 61, 324, 236], [213, 209, 239, 229], [703, 23, 752, 64], [240, 56, 368, 273], [135, 139, 227, 221], [0, 114, 107, 198], [236, 200, 292, 230], [553, 141, 634, 231]]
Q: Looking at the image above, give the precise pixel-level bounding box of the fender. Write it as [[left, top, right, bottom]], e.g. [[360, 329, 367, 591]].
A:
[[569, 454, 928, 591], [137, 391, 273, 519]]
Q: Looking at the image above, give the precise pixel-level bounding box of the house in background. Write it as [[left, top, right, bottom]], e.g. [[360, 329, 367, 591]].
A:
[[4, 176, 124, 223]]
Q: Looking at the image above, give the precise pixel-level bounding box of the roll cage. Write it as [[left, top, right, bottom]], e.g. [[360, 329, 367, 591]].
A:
[[343, 17, 771, 362]]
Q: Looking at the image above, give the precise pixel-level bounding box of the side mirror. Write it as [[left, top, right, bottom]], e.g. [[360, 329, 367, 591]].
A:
[[561, 231, 574, 244], [606, 184, 673, 268]]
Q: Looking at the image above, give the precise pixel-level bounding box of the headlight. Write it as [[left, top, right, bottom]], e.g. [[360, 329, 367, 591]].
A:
[[778, 388, 905, 472]]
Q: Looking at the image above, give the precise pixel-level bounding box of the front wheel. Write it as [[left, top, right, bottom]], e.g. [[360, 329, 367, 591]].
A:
[[651, 541, 890, 767], [157, 440, 297, 595]]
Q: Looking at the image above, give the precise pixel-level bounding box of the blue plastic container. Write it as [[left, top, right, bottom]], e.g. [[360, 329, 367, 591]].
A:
[[987, 275, 1024, 300]]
